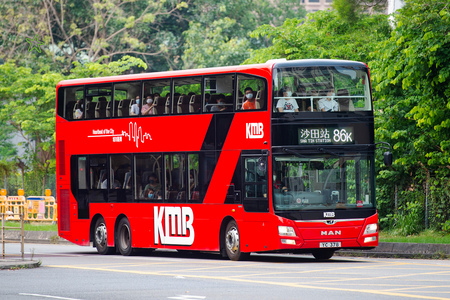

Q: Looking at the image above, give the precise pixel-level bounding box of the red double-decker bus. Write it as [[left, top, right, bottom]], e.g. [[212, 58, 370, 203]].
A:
[[56, 59, 380, 260]]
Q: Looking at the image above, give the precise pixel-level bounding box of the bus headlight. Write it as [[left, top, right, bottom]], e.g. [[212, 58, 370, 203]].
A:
[[363, 223, 378, 235], [278, 226, 296, 237]]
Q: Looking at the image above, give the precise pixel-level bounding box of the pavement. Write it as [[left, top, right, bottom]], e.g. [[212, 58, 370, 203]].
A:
[[1, 231, 449, 270]]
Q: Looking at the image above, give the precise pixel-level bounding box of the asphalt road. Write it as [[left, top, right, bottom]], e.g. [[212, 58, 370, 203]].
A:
[[1, 243, 450, 300]]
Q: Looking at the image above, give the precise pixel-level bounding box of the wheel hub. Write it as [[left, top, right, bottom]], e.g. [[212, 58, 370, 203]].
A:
[[95, 224, 107, 246], [226, 227, 239, 253]]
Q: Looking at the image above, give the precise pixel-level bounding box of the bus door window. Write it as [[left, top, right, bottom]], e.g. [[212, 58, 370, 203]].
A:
[[88, 155, 108, 203], [165, 154, 186, 203], [85, 85, 112, 119], [174, 77, 201, 114], [109, 155, 132, 202], [70, 156, 89, 219], [203, 75, 234, 113], [188, 154, 199, 201], [134, 154, 162, 201], [236, 75, 267, 111], [59, 86, 84, 120], [242, 156, 268, 212]]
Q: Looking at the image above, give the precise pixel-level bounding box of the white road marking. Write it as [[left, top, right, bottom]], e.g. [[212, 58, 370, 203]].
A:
[[19, 293, 83, 300]]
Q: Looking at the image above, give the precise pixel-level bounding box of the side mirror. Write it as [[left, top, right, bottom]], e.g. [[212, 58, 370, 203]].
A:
[[383, 151, 393, 166]]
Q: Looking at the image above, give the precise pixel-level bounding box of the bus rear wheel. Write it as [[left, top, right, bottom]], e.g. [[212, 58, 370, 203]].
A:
[[224, 220, 249, 261], [94, 217, 115, 255], [312, 249, 334, 260], [117, 218, 133, 256]]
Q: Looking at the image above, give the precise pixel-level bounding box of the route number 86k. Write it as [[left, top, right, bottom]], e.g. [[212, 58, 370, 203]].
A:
[[333, 129, 353, 143]]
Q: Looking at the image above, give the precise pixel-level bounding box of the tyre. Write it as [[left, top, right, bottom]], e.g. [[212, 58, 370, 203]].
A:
[[117, 218, 133, 256], [312, 249, 334, 260], [94, 217, 115, 255], [224, 220, 249, 261]]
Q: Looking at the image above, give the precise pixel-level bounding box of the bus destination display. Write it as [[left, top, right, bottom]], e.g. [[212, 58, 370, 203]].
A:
[[299, 127, 354, 145]]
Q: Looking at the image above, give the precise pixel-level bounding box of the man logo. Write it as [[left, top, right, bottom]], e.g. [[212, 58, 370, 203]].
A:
[[154, 206, 194, 246], [321, 230, 341, 236], [246, 123, 264, 139]]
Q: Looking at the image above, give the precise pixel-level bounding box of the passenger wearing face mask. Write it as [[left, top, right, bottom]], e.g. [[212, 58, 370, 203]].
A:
[[141, 95, 155, 115], [242, 87, 256, 110], [318, 90, 339, 112], [276, 87, 299, 112], [142, 174, 161, 198], [130, 96, 140, 116]]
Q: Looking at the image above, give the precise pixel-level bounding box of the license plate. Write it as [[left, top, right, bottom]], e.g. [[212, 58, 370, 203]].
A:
[[319, 242, 341, 248]]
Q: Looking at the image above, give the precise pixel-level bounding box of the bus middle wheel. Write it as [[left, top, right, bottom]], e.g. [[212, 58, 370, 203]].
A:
[[117, 218, 133, 256], [94, 217, 115, 255]]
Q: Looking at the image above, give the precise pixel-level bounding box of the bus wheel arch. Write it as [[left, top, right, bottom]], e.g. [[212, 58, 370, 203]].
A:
[[92, 214, 115, 255], [220, 217, 249, 261], [115, 215, 133, 256]]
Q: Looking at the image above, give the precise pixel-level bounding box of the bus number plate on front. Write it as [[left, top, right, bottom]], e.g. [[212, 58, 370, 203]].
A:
[[319, 242, 341, 248]]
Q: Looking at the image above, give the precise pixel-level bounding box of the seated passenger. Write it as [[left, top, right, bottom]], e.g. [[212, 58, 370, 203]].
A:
[[318, 90, 338, 112], [141, 95, 155, 115], [276, 87, 299, 112], [142, 173, 161, 197], [241, 87, 256, 110], [130, 96, 140, 116], [74, 99, 84, 119], [211, 94, 227, 112]]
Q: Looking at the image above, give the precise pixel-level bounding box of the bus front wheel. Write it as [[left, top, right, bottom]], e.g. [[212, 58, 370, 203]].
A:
[[224, 220, 249, 261], [117, 218, 133, 256], [312, 249, 334, 260], [94, 217, 115, 255]]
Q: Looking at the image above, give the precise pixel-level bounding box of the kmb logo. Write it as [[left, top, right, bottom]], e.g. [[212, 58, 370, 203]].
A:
[[154, 206, 195, 245], [246, 122, 264, 139]]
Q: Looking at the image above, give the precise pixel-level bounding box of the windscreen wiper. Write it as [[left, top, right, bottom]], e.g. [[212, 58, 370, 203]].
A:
[[282, 148, 309, 158]]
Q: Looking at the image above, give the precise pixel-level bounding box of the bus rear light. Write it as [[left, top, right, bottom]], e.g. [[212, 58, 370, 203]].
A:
[[281, 239, 296, 245], [363, 223, 378, 235], [278, 226, 296, 237], [364, 236, 377, 243]]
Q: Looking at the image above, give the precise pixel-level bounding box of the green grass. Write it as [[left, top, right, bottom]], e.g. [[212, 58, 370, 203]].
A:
[[380, 230, 450, 244], [3, 221, 57, 232]]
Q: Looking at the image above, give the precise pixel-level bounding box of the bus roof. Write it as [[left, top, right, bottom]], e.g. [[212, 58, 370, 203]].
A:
[[56, 59, 368, 88], [56, 61, 276, 88]]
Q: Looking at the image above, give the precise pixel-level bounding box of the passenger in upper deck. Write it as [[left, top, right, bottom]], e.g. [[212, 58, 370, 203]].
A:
[[242, 87, 256, 110], [130, 96, 140, 116], [318, 90, 339, 112], [141, 95, 155, 115], [276, 87, 299, 112]]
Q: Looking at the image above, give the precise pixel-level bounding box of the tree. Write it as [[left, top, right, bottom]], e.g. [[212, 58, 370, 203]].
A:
[[245, 9, 391, 64], [332, 0, 388, 23], [0, 56, 146, 194], [370, 0, 450, 231], [0, 0, 189, 72], [181, 0, 307, 69]]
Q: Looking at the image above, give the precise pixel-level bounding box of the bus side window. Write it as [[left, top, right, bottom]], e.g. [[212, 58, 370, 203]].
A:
[[203, 75, 234, 113], [165, 153, 186, 203], [60, 86, 84, 120], [135, 154, 163, 202], [237, 75, 267, 111]]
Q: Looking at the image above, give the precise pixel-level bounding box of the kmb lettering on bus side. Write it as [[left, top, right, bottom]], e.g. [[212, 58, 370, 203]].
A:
[[154, 206, 194, 246], [246, 122, 264, 139]]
